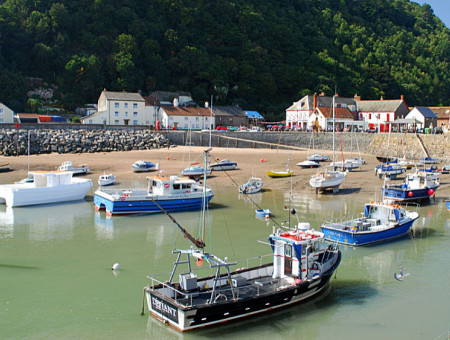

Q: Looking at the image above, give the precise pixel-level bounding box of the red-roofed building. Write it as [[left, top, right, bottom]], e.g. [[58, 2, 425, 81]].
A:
[[308, 106, 360, 132], [160, 103, 213, 130]]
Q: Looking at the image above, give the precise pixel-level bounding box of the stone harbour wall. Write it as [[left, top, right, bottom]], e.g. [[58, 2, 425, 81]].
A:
[[0, 129, 170, 156]]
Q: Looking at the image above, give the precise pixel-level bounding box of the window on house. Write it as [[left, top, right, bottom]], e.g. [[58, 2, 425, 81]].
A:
[[185, 117, 188, 120], [114, 111, 119, 117], [124, 103, 128, 108], [124, 111, 128, 117], [133, 111, 138, 116], [115, 120, 119, 124], [89, 119, 93, 124], [115, 102, 119, 108], [0, 109, 4, 114], [196, 117, 199, 121], [0, 118, 4, 123], [133, 103, 138, 109], [369, 114, 372, 120], [133, 120, 138, 125]]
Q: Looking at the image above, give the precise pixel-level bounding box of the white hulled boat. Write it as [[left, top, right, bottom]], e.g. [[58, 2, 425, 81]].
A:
[[58, 161, 90, 175], [0, 171, 93, 207]]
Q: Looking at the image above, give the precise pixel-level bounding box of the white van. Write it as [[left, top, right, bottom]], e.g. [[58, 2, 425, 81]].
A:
[[250, 126, 263, 132]]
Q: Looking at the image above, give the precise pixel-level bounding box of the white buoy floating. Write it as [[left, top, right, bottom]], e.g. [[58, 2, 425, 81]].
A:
[[112, 263, 121, 270]]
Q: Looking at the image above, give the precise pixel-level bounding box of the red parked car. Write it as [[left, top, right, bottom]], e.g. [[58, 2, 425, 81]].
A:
[[216, 126, 228, 131]]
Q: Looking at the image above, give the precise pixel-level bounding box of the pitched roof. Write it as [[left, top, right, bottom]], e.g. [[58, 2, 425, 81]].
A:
[[213, 106, 246, 117], [357, 99, 404, 112], [103, 91, 144, 101], [245, 111, 264, 119], [162, 106, 211, 117], [142, 95, 161, 106], [428, 106, 450, 119], [286, 95, 356, 111], [414, 107, 437, 118], [316, 107, 354, 119], [16, 113, 39, 118]]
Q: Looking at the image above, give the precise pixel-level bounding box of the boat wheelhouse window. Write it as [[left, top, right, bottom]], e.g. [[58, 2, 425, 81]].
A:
[[181, 183, 191, 189], [285, 245, 292, 257], [172, 184, 181, 190], [152, 180, 158, 187]]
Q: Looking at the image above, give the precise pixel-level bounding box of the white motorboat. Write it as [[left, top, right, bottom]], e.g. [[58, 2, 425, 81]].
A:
[[58, 161, 90, 175], [132, 160, 158, 172], [208, 159, 238, 171], [239, 177, 263, 194], [0, 171, 93, 207], [98, 173, 116, 186], [0, 163, 10, 172], [307, 154, 329, 162], [182, 163, 212, 179], [330, 159, 361, 171], [296, 160, 320, 169]]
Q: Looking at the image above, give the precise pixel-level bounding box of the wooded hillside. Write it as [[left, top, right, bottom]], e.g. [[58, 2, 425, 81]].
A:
[[0, 0, 448, 120]]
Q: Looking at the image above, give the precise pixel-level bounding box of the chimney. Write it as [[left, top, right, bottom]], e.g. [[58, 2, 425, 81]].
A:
[[313, 93, 317, 109], [205, 101, 209, 108], [401, 94, 404, 101], [354, 93, 361, 101], [380, 96, 384, 100], [173, 98, 179, 107]]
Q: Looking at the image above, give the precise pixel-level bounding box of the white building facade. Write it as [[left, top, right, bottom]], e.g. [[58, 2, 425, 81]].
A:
[[0, 103, 14, 124], [81, 90, 147, 125], [160, 104, 214, 130]]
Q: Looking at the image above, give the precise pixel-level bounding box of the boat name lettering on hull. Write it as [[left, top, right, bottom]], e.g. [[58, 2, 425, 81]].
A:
[[151, 295, 179, 323]]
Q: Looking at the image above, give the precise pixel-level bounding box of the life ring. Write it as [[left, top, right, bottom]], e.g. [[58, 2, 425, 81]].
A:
[[185, 190, 190, 194], [164, 183, 170, 189], [120, 196, 126, 201]]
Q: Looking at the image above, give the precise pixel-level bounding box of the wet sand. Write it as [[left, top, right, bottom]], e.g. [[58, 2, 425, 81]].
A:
[[1, 146, 449, 200]]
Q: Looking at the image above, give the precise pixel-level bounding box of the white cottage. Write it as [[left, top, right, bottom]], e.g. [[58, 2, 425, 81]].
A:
[[0, 103, 14, 124], [160, 102, 213, 130], [405, 107, 438, 130], [81, 90, 146, 125]]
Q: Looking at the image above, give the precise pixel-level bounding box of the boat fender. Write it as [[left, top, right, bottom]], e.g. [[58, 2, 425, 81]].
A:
[[265, 214, 270, 221], [185, 190, 190, 193]]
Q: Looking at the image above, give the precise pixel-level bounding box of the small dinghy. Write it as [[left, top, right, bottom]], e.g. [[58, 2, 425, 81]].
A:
[[255, 209, 271, 218], [98, 173, 116, 186]]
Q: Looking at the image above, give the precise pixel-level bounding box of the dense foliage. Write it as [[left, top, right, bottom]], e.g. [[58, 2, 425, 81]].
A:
[[0, 0, 449, 119]]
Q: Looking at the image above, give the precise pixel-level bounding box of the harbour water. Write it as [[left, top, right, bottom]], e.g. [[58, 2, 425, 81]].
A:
[[1, 182, 449, 339]]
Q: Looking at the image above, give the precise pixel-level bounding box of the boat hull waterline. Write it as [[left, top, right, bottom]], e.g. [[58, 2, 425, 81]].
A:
[[145, 258, 340, 332]]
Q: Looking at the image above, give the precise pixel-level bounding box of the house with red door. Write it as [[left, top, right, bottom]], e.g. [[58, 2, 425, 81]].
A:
[[355, 95, 410, 133]]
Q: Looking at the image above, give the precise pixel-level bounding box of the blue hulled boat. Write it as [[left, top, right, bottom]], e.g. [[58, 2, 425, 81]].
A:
[[382, 171, 440, 203], [321, 201, 419, 246], [374, 159, 406, 179], [420, 157, 439, 164], [94, 172, 213, 216]]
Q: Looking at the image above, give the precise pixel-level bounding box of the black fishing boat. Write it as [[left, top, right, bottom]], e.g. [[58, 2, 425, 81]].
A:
[[143, 149, 341, 332]]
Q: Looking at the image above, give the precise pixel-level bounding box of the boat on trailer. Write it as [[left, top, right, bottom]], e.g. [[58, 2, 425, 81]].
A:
[[143, 149, 341, 332]]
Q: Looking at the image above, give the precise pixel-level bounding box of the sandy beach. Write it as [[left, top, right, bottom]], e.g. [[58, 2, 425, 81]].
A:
[[1, 146, 449, 200]]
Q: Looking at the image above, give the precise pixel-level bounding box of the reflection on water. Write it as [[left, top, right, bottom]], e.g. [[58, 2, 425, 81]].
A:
[[0, 201, 93, 240]]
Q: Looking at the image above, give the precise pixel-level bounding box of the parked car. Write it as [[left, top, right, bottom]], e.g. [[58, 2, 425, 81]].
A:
[[366, 128, 377, 133], [250, 126, 263, 132], [216, 126, 228, 131], [238, 126, 248, 131], [227, 126, 238, 131]]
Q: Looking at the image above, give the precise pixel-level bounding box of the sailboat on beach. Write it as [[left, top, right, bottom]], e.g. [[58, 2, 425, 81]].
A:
[[143, 148, 341, 332], [309, 94, 346, 193]]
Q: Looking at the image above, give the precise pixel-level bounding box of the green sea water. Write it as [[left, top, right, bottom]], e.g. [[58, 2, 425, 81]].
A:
[[1, 180, 449, 339]]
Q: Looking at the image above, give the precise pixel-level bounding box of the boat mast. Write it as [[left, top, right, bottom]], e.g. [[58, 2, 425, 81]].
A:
[[27, 130, 30, 174], [332, 94, 336, 164], [201, 148, 211, 245]]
